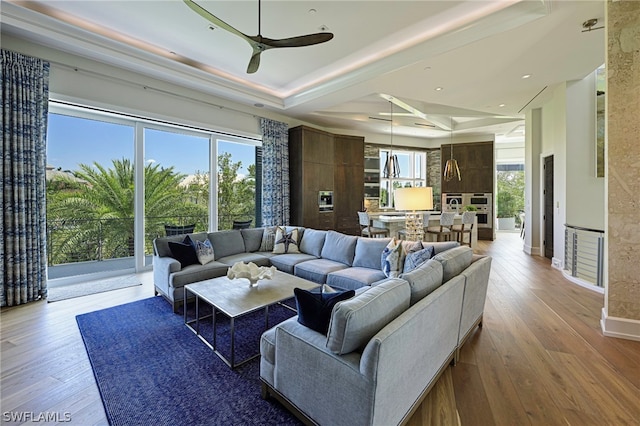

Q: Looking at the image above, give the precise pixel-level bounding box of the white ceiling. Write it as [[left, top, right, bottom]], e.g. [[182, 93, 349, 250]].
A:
[[1, 0, 605, 140]]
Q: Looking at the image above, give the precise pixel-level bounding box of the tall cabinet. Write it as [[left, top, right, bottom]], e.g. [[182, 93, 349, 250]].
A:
[[289, 126, 364, 234]]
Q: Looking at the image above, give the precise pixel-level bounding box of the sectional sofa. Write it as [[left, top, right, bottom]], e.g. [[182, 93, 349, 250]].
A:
[[152, 227, 458, 312], [152, 227, 492, 425]]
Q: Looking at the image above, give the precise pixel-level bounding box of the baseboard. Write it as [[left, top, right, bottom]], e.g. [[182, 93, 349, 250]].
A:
[[601, 308, 640, 341], [561, 271, 604, 294]]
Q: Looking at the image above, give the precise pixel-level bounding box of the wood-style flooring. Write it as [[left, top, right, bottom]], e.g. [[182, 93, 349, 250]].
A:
[[1, 232, 639, 425]]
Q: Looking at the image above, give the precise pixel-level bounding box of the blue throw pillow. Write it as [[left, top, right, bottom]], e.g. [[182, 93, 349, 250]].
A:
[[294, 287, 355, 335], [403, 246, 435, 273], [168, 236, 199, 268]]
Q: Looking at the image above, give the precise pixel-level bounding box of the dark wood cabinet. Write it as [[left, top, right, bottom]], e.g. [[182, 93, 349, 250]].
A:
[[289, 126, 364, 234], [441, 141, 494, 240], [441, 141, 494, 194]]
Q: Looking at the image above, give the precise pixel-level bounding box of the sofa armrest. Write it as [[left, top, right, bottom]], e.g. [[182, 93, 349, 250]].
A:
[[152, 255, 181, 295], [270, 319, 372, 426], [459, 255, 492, 345]]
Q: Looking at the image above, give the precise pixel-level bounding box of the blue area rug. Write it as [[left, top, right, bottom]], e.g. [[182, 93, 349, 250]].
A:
[[76, 296, 301, 426]]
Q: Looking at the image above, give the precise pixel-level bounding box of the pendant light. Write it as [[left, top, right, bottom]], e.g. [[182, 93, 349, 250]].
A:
[[443, 116, 461, 182], [383, 100, 400, 178]]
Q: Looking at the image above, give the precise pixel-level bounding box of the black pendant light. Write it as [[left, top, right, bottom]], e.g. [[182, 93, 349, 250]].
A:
[[443, 117, 461, 182], [383, 101, 400, 178]]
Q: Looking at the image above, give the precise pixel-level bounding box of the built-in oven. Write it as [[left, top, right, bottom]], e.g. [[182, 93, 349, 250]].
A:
[[463, 193, 492, 228], [442, 193, 464, 212]]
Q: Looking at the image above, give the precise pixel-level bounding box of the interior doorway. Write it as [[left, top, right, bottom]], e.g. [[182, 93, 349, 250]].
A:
[[543, 155, 554, 259]]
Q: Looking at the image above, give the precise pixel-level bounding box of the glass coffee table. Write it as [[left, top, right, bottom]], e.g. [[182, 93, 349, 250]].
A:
[[184, 270, 318, 369]]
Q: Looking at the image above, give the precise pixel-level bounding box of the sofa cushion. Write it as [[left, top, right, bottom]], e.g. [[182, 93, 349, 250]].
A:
[[259, 226, 278, 252], [273, 227, 300, 254], [154, 232, 207, 257], [168, 236, 199, 268], [403, 246, 435, 273], [320, 231, 358, 266], [241, 228, 264, 252], [193, 238, 215, 265], [399, 258, 443, 305], [299, 229, 327, 257], [326, 278, 410, 355], [170, 261, 230, 288], [294, 259, 349, 284], [216, 253, 271, 267], [327, 267, 387, 291], [208, 230, 246, 260], [432, 246, 473, 282], [381, 238, 404, 278], [353, 237, 391, 270], [270, 253, 317, 274], [294, 287, 355, 334]]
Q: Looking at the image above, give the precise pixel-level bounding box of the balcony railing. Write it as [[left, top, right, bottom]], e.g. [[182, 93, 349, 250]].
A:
[[564, 224, 605, 287], [46, 213, 254, 268]]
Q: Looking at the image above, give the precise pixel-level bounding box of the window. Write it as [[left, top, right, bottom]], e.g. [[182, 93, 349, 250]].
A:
[[46, 102, 260, 281], [379, 149, 427, 208]]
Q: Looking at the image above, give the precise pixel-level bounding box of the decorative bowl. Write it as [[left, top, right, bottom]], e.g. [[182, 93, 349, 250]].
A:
[[227, 262, 276, 287]]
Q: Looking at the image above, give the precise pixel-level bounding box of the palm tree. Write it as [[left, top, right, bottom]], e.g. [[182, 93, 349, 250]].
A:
[[47, 158, 207, 263]]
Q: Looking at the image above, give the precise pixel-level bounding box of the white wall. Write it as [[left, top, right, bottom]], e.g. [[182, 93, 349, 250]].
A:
[[526, 71, 605, 266], [565, 73, 605, 230]]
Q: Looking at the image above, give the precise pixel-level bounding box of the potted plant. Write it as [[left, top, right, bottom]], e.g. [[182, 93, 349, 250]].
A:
[[462, 205, 477, 212], [496, 191, 517, 230]]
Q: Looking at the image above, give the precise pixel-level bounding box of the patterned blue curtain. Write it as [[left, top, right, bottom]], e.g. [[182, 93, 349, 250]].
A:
[[1, 50, 50, 306], [260, 118, 289, 226]]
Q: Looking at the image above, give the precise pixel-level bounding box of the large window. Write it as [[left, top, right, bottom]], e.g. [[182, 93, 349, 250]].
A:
[[46, 113, 135, 279], [379, 149, 427, 208], [46, 103, 260, 281]]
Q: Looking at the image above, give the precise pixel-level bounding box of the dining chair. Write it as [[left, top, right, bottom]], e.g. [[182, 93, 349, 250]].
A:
[[425, 212, 455, 242], [452, 211, 476, 247], [357, 211, 389, 238]]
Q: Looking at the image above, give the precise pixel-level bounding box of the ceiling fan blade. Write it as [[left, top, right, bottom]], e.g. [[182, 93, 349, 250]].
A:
[[183, 0, 252, 42], [247, 49, 262, 74], [257, 32, 334, 48]]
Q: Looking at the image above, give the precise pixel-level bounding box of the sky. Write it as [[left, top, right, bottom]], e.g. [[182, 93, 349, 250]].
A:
[[47, 113, 256, 177]]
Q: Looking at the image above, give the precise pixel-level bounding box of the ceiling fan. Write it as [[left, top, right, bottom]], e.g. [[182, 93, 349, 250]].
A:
[[184, 0, 334, 74]]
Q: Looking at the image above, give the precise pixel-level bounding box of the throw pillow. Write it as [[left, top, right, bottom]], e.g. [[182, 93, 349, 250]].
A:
[[193, 238, 215, 265], [403, 246, 435, 273], [168, 236, 199, 268], [272, 227, 300, 254], [294, 287, 355, 335], [381, 238, 405, 278], [259, 226, 278, 252]]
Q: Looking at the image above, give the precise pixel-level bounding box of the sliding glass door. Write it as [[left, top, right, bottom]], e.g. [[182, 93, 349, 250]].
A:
[[46, 103, 262, 281], [46, 112, 134, 279]]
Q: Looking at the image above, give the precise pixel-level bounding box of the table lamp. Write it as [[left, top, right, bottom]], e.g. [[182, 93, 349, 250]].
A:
[[394, 187, 433, 241]]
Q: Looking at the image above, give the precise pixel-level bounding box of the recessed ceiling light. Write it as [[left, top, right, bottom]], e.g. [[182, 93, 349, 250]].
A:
[[435, 87, 443, 91], [254, 103, 264, 108], [521, 74, 531, 79], [499, 103, 506, 107], [424, 66, 432, 71], [308, 8, 317, 13]]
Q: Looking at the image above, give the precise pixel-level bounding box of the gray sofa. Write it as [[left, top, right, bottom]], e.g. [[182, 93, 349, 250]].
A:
[[152, 227, 458, 312], [260, 245, 492, 426], [153, 226, 492, 424]]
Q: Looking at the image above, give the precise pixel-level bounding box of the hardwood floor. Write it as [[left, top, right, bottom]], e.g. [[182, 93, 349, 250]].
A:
[[1, 233, 638, 425]]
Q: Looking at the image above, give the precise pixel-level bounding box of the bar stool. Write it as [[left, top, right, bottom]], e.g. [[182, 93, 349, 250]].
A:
[[358, 211, 389, 238], [425, 212, 456, 242], [452, 211, 475, 247]]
